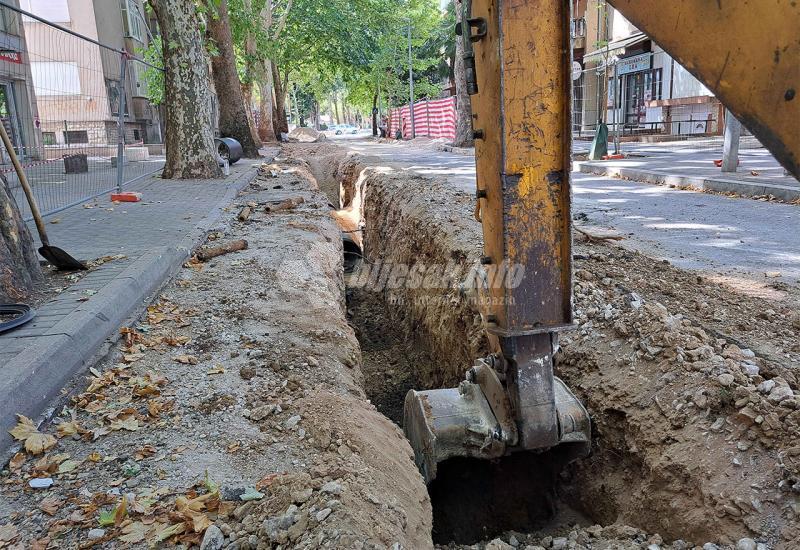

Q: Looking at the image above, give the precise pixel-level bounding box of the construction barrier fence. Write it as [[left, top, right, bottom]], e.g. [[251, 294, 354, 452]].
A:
[[387, 96, 456, 141], [0, 0, 165, 220]]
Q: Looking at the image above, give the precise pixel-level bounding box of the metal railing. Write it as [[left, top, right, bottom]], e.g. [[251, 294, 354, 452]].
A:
[[0, 0, 165, 220]]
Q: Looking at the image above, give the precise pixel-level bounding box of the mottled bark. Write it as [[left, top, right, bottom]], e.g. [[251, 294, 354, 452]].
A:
[[0, 174, 42, 303], [150, 0, 221, 179], [271, 61, 289, 138], [453, 0, 474, 148], [205, 0, 261, 158], [332, 95, 341, 125], [257, 63, 277, 142]]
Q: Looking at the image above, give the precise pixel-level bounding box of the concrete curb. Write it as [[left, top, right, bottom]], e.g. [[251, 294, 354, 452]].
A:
[[0, 163, 262, 458], [574, 161, 800, 202]]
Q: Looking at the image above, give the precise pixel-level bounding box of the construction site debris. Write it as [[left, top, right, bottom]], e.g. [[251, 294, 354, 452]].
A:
[[195, 239, 248, 262]]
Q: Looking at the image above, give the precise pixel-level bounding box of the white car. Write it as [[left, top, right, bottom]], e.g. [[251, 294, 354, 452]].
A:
[[332, 124, 359, 135]]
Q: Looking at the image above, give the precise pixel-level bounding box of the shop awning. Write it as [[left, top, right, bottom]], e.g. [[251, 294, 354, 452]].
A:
[[583, 32, 648, 63]]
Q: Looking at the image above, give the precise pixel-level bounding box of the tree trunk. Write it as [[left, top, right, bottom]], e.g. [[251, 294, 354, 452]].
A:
[[204, 0, 261, 158], [271, 61, 289, 138], [371, 91, 378, 136], [150, 0, 220, 179], [453, 0, 474, 148], [0, 175, 42, 303], [332, 95, 341, 125], [257, 62, 277, 142]]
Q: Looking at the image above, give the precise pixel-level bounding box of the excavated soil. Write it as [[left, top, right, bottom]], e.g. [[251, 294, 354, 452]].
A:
[[0, 159, 433, 549], [285, 142, 800, 550]]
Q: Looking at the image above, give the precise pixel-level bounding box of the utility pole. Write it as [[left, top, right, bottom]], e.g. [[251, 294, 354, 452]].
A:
[[721, 109, 741, 173], [408, 22, 415, 139]]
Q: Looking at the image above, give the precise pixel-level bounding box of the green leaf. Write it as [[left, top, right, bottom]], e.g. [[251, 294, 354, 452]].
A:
[[98, 508, 116, 527]]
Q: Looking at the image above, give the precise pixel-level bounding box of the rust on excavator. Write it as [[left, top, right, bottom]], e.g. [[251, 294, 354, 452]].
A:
[[608, 0, 800, 179], [404, 0, 589, 484], [404, 0, 799, 488]]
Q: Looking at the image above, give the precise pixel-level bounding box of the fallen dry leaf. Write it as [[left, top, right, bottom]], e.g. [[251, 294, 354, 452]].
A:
[[122, 353, 144, 364], [8, 452, 25, 472], [39, 496, 63, 516], [206, 365, 225, 375], [109, 416, 139, 432], [154, 522, 185, 542], [0, 524, 19, 544], [118, 521, 150, 543], [114, 496, 128, 526], [56, 420, 85, 438], [173, 354, 198, 365], [9, 415, 57, 455], [134, 445, 157, 461], [87, 451, 102, 462], [57, 459, 79, 474]]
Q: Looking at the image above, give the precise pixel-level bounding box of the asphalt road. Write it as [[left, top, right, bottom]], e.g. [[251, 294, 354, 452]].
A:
[[338, 137, 800, 287]]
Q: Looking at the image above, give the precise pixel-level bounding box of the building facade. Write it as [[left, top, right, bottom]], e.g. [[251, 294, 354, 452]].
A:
[[572, 0, 722, 138], [0, 1, 43, 161], [21, 0, 161, 156]]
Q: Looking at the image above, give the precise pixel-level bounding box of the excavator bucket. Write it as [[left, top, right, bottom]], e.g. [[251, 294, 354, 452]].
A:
[[404, 375, 590, 483], [403, 0, 590, 481]]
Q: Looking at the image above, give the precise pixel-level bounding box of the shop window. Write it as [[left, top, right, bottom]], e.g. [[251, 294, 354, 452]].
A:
[[42, 132, 56, 145], [65, 130, 88, 144], [650, 68, 663, 101]]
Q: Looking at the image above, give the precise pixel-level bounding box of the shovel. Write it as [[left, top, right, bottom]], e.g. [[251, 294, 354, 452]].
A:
[[0, 122, 86, 270]]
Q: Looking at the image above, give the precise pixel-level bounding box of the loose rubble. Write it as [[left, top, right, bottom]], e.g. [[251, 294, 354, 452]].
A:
[[288, 143, 800, 549], [0, 159, 431, 548]]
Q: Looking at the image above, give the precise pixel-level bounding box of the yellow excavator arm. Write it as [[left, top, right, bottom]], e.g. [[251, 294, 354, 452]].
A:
[[403, 0, 799, 483]]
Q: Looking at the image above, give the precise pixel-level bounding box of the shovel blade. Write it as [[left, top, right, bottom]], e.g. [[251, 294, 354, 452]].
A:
[[39, 245, 87, 271]]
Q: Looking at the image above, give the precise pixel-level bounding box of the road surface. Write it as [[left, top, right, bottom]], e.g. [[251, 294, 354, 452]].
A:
[[338, 137, 800, 287]]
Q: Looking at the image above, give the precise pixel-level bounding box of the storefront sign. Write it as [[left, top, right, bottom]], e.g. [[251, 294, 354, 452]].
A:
[[617, 53, 650, 75], [571, 61, 582, 81], [0, 51, 22, 64]]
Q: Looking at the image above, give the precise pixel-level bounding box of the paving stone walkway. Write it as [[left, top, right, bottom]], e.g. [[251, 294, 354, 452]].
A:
[[1, 158, 267, 363]]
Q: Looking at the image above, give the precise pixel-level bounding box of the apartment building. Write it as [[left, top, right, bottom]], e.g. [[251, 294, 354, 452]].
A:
[[0, 0, 42, 160], [21, 0, 161, 155], [572, 0, 722, 138]]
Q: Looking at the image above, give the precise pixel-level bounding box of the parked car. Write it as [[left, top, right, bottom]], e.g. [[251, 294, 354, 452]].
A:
[[338, 124, 359, 135]]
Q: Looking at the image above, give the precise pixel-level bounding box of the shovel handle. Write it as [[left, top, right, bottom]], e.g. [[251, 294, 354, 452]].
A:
[[0, 122, 48, 246]]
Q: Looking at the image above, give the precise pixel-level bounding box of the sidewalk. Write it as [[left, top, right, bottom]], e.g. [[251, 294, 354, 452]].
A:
[[574, 145, 800, 201], [0, 152, 272, 456]]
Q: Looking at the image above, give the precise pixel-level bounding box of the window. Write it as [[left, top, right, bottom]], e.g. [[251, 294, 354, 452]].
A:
[[107, 79, 122, 115], [42, 132, 56, 145], [20, 0, 70, 23], [122, 0, 145, 42], [65, 130, 88, 144], [130, 61, 149, 97], [650, 68, 663, 101], [31, 62, 81, 96]]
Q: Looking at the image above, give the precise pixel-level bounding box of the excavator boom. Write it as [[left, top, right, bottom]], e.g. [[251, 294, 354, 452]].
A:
[[404, 0, 799, 482]]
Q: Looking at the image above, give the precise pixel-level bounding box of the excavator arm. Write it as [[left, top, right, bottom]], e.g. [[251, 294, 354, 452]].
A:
[[404, 0, 799, 483]]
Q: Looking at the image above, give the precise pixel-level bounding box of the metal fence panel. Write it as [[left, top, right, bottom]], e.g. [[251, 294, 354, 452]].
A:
[[0, 1, 164, 220]]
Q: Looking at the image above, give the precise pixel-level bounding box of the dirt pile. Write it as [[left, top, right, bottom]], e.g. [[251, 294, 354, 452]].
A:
[[287, 127, 326, 143], [0, 160, 432, 548], [284, 142, 800, 549]]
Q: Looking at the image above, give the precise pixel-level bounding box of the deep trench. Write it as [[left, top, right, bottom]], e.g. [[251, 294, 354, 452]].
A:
[[323, 161, 592, 545]]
